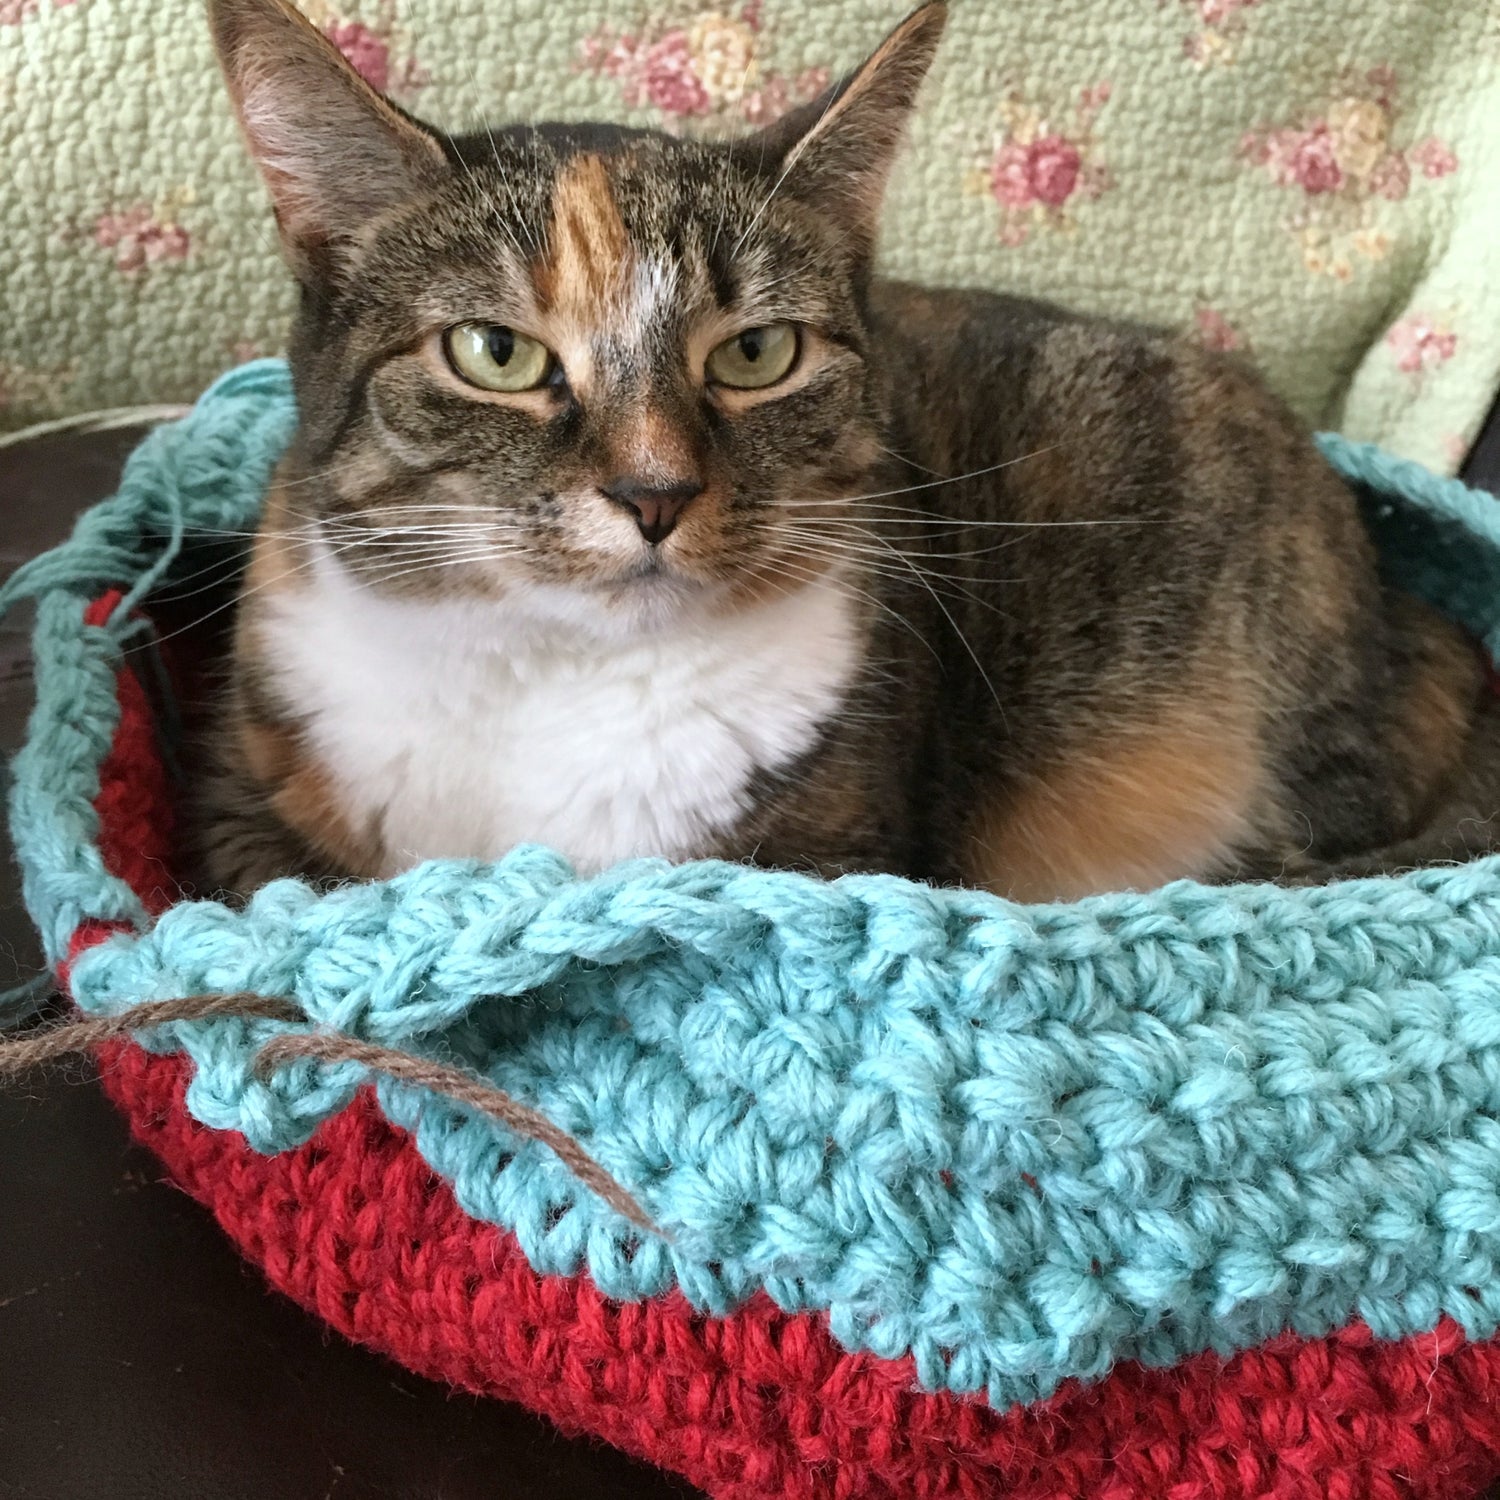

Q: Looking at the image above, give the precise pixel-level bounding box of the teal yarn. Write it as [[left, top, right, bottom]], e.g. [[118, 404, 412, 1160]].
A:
[[0, 361, 297, 965], [10, 359, 1500, 1411], [1322, 433, 1500, 662]]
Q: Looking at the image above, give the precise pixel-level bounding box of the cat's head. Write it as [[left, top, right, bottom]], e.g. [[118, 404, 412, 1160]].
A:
[[210, 0, 946, 635]]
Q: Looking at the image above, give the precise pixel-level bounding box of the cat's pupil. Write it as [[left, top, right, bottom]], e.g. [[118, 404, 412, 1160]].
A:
[[487, 326, 516, 367], [739, 330, 765, 363]]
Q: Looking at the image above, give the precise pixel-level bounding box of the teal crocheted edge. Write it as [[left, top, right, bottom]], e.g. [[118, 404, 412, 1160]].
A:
[[10, 359, 1500, 1413]]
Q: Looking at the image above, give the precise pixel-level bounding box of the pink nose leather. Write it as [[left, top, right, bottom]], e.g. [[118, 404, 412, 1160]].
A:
[[600, 476, 704, 545]]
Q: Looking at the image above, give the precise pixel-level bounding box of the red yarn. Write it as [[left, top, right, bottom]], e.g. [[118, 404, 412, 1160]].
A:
[[90, 1044, 1500, 1500], [73, 601, 1500, 1499], [83, 594, 176, 915]]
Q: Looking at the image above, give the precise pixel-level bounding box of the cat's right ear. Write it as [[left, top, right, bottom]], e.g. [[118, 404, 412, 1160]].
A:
[[208, 0, 448, 279], [749, 2, 946, 248]]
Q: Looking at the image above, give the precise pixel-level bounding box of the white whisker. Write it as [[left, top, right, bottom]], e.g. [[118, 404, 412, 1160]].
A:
[[128, 533, 526, 656], [730, 74, 845, 258], [754, 555, 943, 667]]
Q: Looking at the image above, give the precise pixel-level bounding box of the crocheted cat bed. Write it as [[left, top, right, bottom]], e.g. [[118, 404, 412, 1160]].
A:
[[9, 359, 1500, 1500]]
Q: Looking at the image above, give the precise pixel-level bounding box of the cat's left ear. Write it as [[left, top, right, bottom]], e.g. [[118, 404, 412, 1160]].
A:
[[751, 2, 947, 245]]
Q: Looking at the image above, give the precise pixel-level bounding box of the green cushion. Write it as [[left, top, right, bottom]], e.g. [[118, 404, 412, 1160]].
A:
[[4, 0, 1498, 473]]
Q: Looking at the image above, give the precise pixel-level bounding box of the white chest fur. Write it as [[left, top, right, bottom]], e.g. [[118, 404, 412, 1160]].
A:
[[255, 558, 860, 876]]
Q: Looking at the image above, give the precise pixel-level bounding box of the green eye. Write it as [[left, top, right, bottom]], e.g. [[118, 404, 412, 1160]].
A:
[[705, 323, 799, 391], [444, 322, 555, 393]]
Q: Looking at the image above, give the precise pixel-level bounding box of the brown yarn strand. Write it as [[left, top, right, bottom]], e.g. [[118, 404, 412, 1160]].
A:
[[0, 992, 660, 1236], [0, 993, 301, 1073], [254, 1030, 660, 1235]]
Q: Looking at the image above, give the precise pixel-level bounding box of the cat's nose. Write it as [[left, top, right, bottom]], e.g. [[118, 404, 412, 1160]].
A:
[[600, 476, 704, 545]]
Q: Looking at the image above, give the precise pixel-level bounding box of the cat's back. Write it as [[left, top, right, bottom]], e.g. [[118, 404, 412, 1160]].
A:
[[865, 275, 1383, 710], [860, 278, 1481, 897], [867, 276, 1358, 545], [870, 277, 1273, 467]]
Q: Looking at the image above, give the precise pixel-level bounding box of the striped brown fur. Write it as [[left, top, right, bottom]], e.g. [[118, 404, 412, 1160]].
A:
[[189, 0, 1498, 901]]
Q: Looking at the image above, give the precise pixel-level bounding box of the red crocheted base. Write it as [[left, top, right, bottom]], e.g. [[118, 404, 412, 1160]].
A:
[[73, 597, 1500, 1499]]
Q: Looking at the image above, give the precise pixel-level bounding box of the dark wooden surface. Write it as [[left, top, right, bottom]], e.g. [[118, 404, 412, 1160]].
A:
[[0, 429, 701, 1500]]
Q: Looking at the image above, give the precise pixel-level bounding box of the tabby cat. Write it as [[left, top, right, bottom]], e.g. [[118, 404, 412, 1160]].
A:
[[195, 0, 1498, 901]]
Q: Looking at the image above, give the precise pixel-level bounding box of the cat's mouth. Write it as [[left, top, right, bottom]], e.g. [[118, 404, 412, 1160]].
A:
[[627, 550, 665, 577], [588, 548, 726, 611], [610, 551, 692, 589], [607, 538, 703, 579]]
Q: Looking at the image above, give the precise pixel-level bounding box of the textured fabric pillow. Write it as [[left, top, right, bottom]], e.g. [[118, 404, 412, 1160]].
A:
[[2, 0, 1497, 473]]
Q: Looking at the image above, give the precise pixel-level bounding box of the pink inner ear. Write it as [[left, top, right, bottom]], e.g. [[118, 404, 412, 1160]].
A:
[[768, 0, 947, 231], [216, 0, 448, 263]]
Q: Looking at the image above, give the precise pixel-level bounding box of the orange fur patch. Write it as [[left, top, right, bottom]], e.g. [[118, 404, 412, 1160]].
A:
[[233, 704, 382, 876], [267, 747, 383, 877], [240, 717, 299, 785], [535, 154, 632, 323], [242, 480, 301, 597], [966, 712, 1266, 903], [1391, 611, 1483, 810], [233, 535, 386, 877], [613, 407, 699, 484]]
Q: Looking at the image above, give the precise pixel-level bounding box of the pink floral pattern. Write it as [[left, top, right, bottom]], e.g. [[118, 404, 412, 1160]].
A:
[[577, 6, 828, 128], [302, 1, 427, 98], [1386, 313, 1457, 376], [964, 83, 1111, 246], [1410, 137, 1459, 179], [0, 0, 74, 26], [92, 202, 192, 275], [1240, 68, 1459, 278], [1178, 0, 1262, 69]]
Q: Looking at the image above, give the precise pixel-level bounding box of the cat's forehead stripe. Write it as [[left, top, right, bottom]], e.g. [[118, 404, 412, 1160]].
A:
[[535, 153, 632, 322]]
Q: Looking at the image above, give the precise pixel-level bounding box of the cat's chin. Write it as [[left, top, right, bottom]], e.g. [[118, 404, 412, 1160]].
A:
[[495, 564, 726, 642], [591, 564, 725, 630]]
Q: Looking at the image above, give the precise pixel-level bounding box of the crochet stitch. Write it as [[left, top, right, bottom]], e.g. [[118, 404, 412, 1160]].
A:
[[8, 360, 1500, 1496]]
